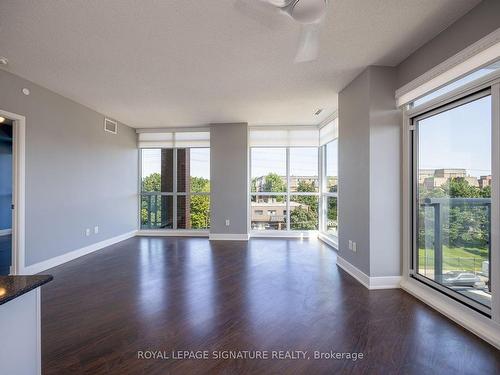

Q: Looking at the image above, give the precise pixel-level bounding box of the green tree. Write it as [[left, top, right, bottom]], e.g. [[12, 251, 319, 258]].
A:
[[290, 179, 318, 229], [418, 178, 491, 249], [263, 173, 286, 193], [142, 172, 161, 192], [189, 176, 210, 229]]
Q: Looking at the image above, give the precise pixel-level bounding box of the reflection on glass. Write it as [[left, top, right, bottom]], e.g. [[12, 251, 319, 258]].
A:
[[251, 148, 287, 192], [251, 195, 286, 230], [326, 196, 337, 235], [141, 195, 173, 229], [290, 195, 319, 230], [416, 95, 491, 308], [325, 140, 338, 193], [289, 148, 319, 192]]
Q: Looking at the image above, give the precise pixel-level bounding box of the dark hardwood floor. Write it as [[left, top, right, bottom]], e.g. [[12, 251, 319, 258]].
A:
[[41, 237, 499, 374]]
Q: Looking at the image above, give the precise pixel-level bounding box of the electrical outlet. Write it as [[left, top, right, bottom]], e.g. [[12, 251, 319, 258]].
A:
[[352, 242, 357, 252], [349, 240, 353, 250], [85, 228, 91, 237], [94, 226, 99, 234], [225, 219, 230, 226]]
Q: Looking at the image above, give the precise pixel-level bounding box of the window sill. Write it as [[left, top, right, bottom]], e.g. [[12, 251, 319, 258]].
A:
[[137, 229, 209, 237], [318, 231, 338, 250], [400, 277, 500, 349]]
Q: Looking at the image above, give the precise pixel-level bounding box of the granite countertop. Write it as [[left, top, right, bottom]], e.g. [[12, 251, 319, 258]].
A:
[[0, 275, 53, 306]]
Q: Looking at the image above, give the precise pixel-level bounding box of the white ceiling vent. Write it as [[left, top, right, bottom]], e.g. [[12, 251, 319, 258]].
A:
[[104, 118, 118, 134]]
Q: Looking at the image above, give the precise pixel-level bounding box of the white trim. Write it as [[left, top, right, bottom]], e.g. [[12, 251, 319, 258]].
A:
[[401, 278, 500, 350], [491, 82, 500, 323], [396, 28, 500, 104], [336, 255, 401, 290], [209, 233, 250, 241], [104, 118, 118, 134], [0, 109, 26, 276], [137, 230, 209, 237], [318, 232, 337, 249], [35, 288, 41, 375], [0, 229, 12, 236], [22, 230, 137, 274]]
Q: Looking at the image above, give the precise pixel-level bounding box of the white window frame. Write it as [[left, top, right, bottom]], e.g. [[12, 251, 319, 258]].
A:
[[401, 65, 500, 346], [319, 139, 339, 247], [138, 147, 210, 233], [249, 146, 320, 236]]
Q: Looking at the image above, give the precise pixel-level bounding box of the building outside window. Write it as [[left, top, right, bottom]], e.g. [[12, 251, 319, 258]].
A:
[[138, 131, 210, 230], [250, 145, 319, 231]]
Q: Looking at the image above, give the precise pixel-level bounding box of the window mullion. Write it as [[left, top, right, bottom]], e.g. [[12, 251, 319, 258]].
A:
[[286, 147, 290, 231], [173, 148, 178, 229], [492, 82, 500, 323]]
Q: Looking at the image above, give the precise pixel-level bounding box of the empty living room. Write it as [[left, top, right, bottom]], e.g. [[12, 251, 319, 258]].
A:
[[1, 0, 500, 374]]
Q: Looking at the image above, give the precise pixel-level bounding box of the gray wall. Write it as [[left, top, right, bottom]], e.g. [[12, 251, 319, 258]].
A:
[[0, 70, 138, 266], [338, 70, 371, 275], [210, 123, 248, 235], [368, 67, 400, 277], [0, 136, 12, 230], [397, 0, 500, 87], [338, 66, 401, 277]]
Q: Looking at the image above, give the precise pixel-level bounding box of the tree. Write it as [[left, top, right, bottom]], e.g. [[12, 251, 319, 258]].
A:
[[189, 177, 210, 229], [418, 178, 491, 249], [290, 179, 318, 229], [263, 173, 286, 193], [142, 172, 161, 192]]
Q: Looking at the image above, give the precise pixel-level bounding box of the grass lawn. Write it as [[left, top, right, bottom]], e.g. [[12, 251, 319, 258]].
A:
[[418, 245, 488, 273]]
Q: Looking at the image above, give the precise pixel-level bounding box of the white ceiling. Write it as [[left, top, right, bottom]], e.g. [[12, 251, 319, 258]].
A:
[[0, 0, 480, 128]]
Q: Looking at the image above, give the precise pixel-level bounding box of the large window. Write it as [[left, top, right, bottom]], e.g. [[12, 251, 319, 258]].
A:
[[250, 147, 319, 231], [140, 148, 210, 230], [412, 91, 492, 312], [321, 139, 338, 237]]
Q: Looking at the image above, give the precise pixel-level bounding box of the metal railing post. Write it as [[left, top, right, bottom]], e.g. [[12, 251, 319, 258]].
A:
[[433, 202, 443, 278]]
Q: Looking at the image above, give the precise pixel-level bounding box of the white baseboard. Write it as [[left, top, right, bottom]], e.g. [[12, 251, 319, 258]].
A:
[[318, 232, 338, 250], [209, 233, 250, 241], [22, 230, 137, 274], [0, 228, 12, 236], [137, 230, 209, 237], [336, 255, 401, 290], [401, 278, 500, 350]]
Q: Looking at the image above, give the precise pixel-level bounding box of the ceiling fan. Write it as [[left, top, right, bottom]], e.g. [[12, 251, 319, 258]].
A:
[[235, 0, 328, 63]]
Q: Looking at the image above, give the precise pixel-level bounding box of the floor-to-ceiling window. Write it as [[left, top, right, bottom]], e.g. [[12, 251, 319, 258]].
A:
[[249, 127, 320, 233], [319, 119, 339, 243], [409, 68, 500, 315], [139, 131, 210, 230]]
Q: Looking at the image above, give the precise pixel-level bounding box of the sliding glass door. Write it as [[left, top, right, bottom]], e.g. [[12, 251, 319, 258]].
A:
[[412, 91, 493, 313]]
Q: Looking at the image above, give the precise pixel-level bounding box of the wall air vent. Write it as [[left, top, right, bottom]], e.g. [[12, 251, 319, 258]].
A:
[[104, 118, 118, 134]]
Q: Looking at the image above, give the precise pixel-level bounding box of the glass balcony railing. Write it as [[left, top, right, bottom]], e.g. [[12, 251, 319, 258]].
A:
[[417, 197, 491, 308]]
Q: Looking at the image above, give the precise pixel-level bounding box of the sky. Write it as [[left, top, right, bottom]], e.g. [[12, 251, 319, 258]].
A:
[[250, 144, 338, 179], [418, 94, 491, 178], [142, 144, 338, 181]]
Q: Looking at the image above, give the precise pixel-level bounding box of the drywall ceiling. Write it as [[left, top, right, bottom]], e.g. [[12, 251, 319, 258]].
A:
[[0, 0, 480, 128]]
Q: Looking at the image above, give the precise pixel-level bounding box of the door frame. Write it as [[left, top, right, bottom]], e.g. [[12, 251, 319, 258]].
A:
[[0, 109, 25, 275]]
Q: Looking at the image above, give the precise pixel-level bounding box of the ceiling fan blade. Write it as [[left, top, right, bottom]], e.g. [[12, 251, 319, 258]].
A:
[[294, 22, 321, 63], [233, 0, 281, 29]]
